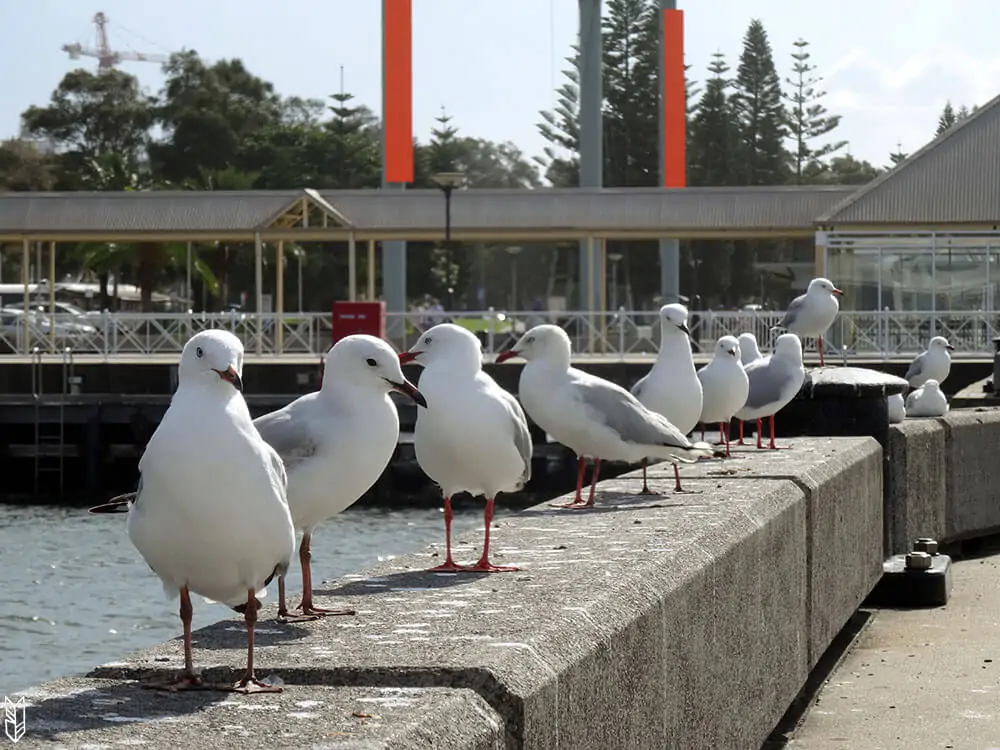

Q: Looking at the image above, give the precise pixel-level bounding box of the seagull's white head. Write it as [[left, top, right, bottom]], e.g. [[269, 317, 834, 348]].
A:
[[658, 303, 691, 336], [929, 336, 955, 352], [178, 329, 244, 392], [496, 324, 572, 368], [714, 335, 741, 361], [807, 277, 844, 297], [327, 335, 426, 407], [738, 332, 762, 359], [773, 333, 804, 366], [399, 323, 483, 377]]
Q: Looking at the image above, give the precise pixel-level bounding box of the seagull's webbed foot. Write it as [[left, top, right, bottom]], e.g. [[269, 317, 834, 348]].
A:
[[143, 671, 214, 692], [230, 673, 282, 694]]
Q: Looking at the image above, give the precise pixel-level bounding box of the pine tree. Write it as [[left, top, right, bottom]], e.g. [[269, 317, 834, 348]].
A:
[[326, 89, 379, 189], [888, 141, 908, 167], [732, 20, 788, 185], [689, 52, 738, 187], [936, 101, 957, 135], [427, 107, 463, 174], [784, 38, 847, 183], [535, 47, 581, 186]]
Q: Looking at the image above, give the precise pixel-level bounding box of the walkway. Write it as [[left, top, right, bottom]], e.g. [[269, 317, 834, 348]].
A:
[[788, 542, 1000, 749]]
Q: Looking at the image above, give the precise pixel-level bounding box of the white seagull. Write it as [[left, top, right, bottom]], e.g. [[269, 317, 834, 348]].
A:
[[772, 277, 843, 366], [905, 379, 949, 418], [736, 331, 764, 445], [497, 325, 715, 506], [735, 333, 806, 450], [92, 330, 296, 694], [904, 336, 954, 389], [630, 303, 704, 493], [254, 335, 426, 620], [888, 393, 906, 423], [401, 324, 531, 573], [697, 336, 750, 457]]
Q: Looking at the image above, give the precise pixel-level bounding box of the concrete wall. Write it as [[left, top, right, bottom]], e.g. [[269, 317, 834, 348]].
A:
[[885, 407, 1000, 553], [13, 437, 884, 750]]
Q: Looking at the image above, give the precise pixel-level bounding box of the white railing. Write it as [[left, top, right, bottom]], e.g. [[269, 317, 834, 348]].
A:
[[0, 308, 997, 360]]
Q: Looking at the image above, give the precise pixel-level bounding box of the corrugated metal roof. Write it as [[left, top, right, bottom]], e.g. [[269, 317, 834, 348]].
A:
[[0, 190, 301, 234], [322, 186, 856, 233], [819, 92, 1000, 225]]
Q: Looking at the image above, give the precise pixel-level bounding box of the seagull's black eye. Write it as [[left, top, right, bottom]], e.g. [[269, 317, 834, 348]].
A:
[[526, 336, 535, 344], [366, 357, 377, 367], [424, 337, 432, 345], [195, 346, 204, 358]]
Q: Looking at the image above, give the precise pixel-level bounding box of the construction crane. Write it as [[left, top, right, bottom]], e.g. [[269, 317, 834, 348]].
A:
[[62, 12, 169, 72]]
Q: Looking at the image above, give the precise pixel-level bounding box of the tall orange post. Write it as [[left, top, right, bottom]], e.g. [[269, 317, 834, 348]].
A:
[[661, 8, 686, 188], [382, 0, 413, 184]]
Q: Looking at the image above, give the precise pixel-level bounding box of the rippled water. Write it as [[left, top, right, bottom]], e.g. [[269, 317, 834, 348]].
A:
[[0, 502, 491, 697]]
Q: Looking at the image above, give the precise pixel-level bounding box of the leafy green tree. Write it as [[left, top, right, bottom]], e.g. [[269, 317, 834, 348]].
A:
[[815, 153, 881, 185], [20, 69, 156, 190], [0, 139, 57, 191], [732, 20, 788, 185], [784, 38, 847, 183]]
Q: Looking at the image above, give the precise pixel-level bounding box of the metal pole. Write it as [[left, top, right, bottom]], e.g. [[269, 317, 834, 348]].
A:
[[254, 232, 263, 355], [21, 239, 29, 354], [367, 240, 376, 301], [658, 0, 681, 303], [348, 232, 357, 302], [578, 0, 603, 313], [49, 241, 56, 351], [276, 240, 284, 354], [586, 235, 596, 354]]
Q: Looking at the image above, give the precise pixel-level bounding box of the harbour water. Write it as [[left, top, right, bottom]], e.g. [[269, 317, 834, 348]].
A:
[[0, 501, 492, 697]]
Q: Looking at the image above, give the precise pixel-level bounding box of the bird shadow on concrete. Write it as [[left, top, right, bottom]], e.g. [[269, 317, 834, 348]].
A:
[[316, 568, 491, 598], [191, 618, 314, 651], [10, 681, 228, 745]]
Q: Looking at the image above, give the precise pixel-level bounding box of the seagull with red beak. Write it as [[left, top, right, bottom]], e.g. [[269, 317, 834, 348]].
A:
[[254, 335, 426, 620], [97, 329, 296, 693], [770, 277, 844, 367], [400, 323, 531, 573]]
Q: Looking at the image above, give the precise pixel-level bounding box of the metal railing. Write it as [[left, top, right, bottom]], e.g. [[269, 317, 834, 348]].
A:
[[0, 308, 997, 360]]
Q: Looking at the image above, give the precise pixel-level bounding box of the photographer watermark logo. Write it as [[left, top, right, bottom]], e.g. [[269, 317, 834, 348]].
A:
[[3, 696, 25, 744]]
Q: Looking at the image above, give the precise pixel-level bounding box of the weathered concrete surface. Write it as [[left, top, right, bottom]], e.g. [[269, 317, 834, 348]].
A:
[[787, 544, 1000, 749], [18, 437, 882, 750], [885, 407, 1000, 550], [885, 419, 947, 554], [10, 679, 503, 749]]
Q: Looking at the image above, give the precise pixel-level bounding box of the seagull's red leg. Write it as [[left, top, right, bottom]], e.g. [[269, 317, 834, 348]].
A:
[[232, 589, 282, 694], [756, 418, 764, 449], [738, 420, 745, 445], [552, 455, 588, 508], [700, 425, 705, 442], [721, 422, 731, 458], [580, 457, 601, 507], [768, 414, 778, 450], [429, 496, 471, 572], [465, 496, 518, 573], [276, 574, 311, 623], [295, 532, 356, 617], [145, 586, 210, 691], [637, 457, 660, 495], [818, 337, 825, 367]]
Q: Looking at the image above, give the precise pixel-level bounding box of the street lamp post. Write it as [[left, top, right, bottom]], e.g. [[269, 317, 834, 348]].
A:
[[432, 172, 465, 311], [608, 252, 623, 311], [505, 245, 523, 309]]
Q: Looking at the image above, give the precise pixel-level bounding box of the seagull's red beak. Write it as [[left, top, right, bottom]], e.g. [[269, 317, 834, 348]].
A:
[[398, 351, 420, 365], [213, 365, 243, 392], [831, 287, 844, 296], [495, 349, 520, 363]]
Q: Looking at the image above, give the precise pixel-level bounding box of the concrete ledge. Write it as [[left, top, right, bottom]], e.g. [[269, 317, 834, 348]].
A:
[[10, 678, 503, 749], [886, 407, 1000, 551], [16, 437, 882, 749]]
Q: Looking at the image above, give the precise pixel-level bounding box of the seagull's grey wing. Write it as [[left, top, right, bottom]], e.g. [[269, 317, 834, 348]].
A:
[[497, 389, 533, 488], [630, 372, 649, 401], [776, 294, 807, 330], [903, 352, 926, 383], [743, 359, 790, 411], [574, 375, 690, 449], [253, 405, 319, 472]]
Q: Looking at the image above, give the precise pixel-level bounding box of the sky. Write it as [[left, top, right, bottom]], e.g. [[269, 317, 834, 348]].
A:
[[4, 0, 1000, 175]]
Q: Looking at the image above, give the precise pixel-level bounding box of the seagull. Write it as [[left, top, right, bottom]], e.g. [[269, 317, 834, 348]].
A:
[[735, 333, 806, 450], [400, 324, 531, 573], [253, 335, 426, 621], [496, 325, 715, 507], [630, 303, 704, 493], [905, 379, 949, 417], [697, 336, 750, 458], [904, 336, 954, 389], [888, 393, 906, 423], [736, 332, 763, 445], [771, 277, 843, 366], [91, 330, 295, 694]]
